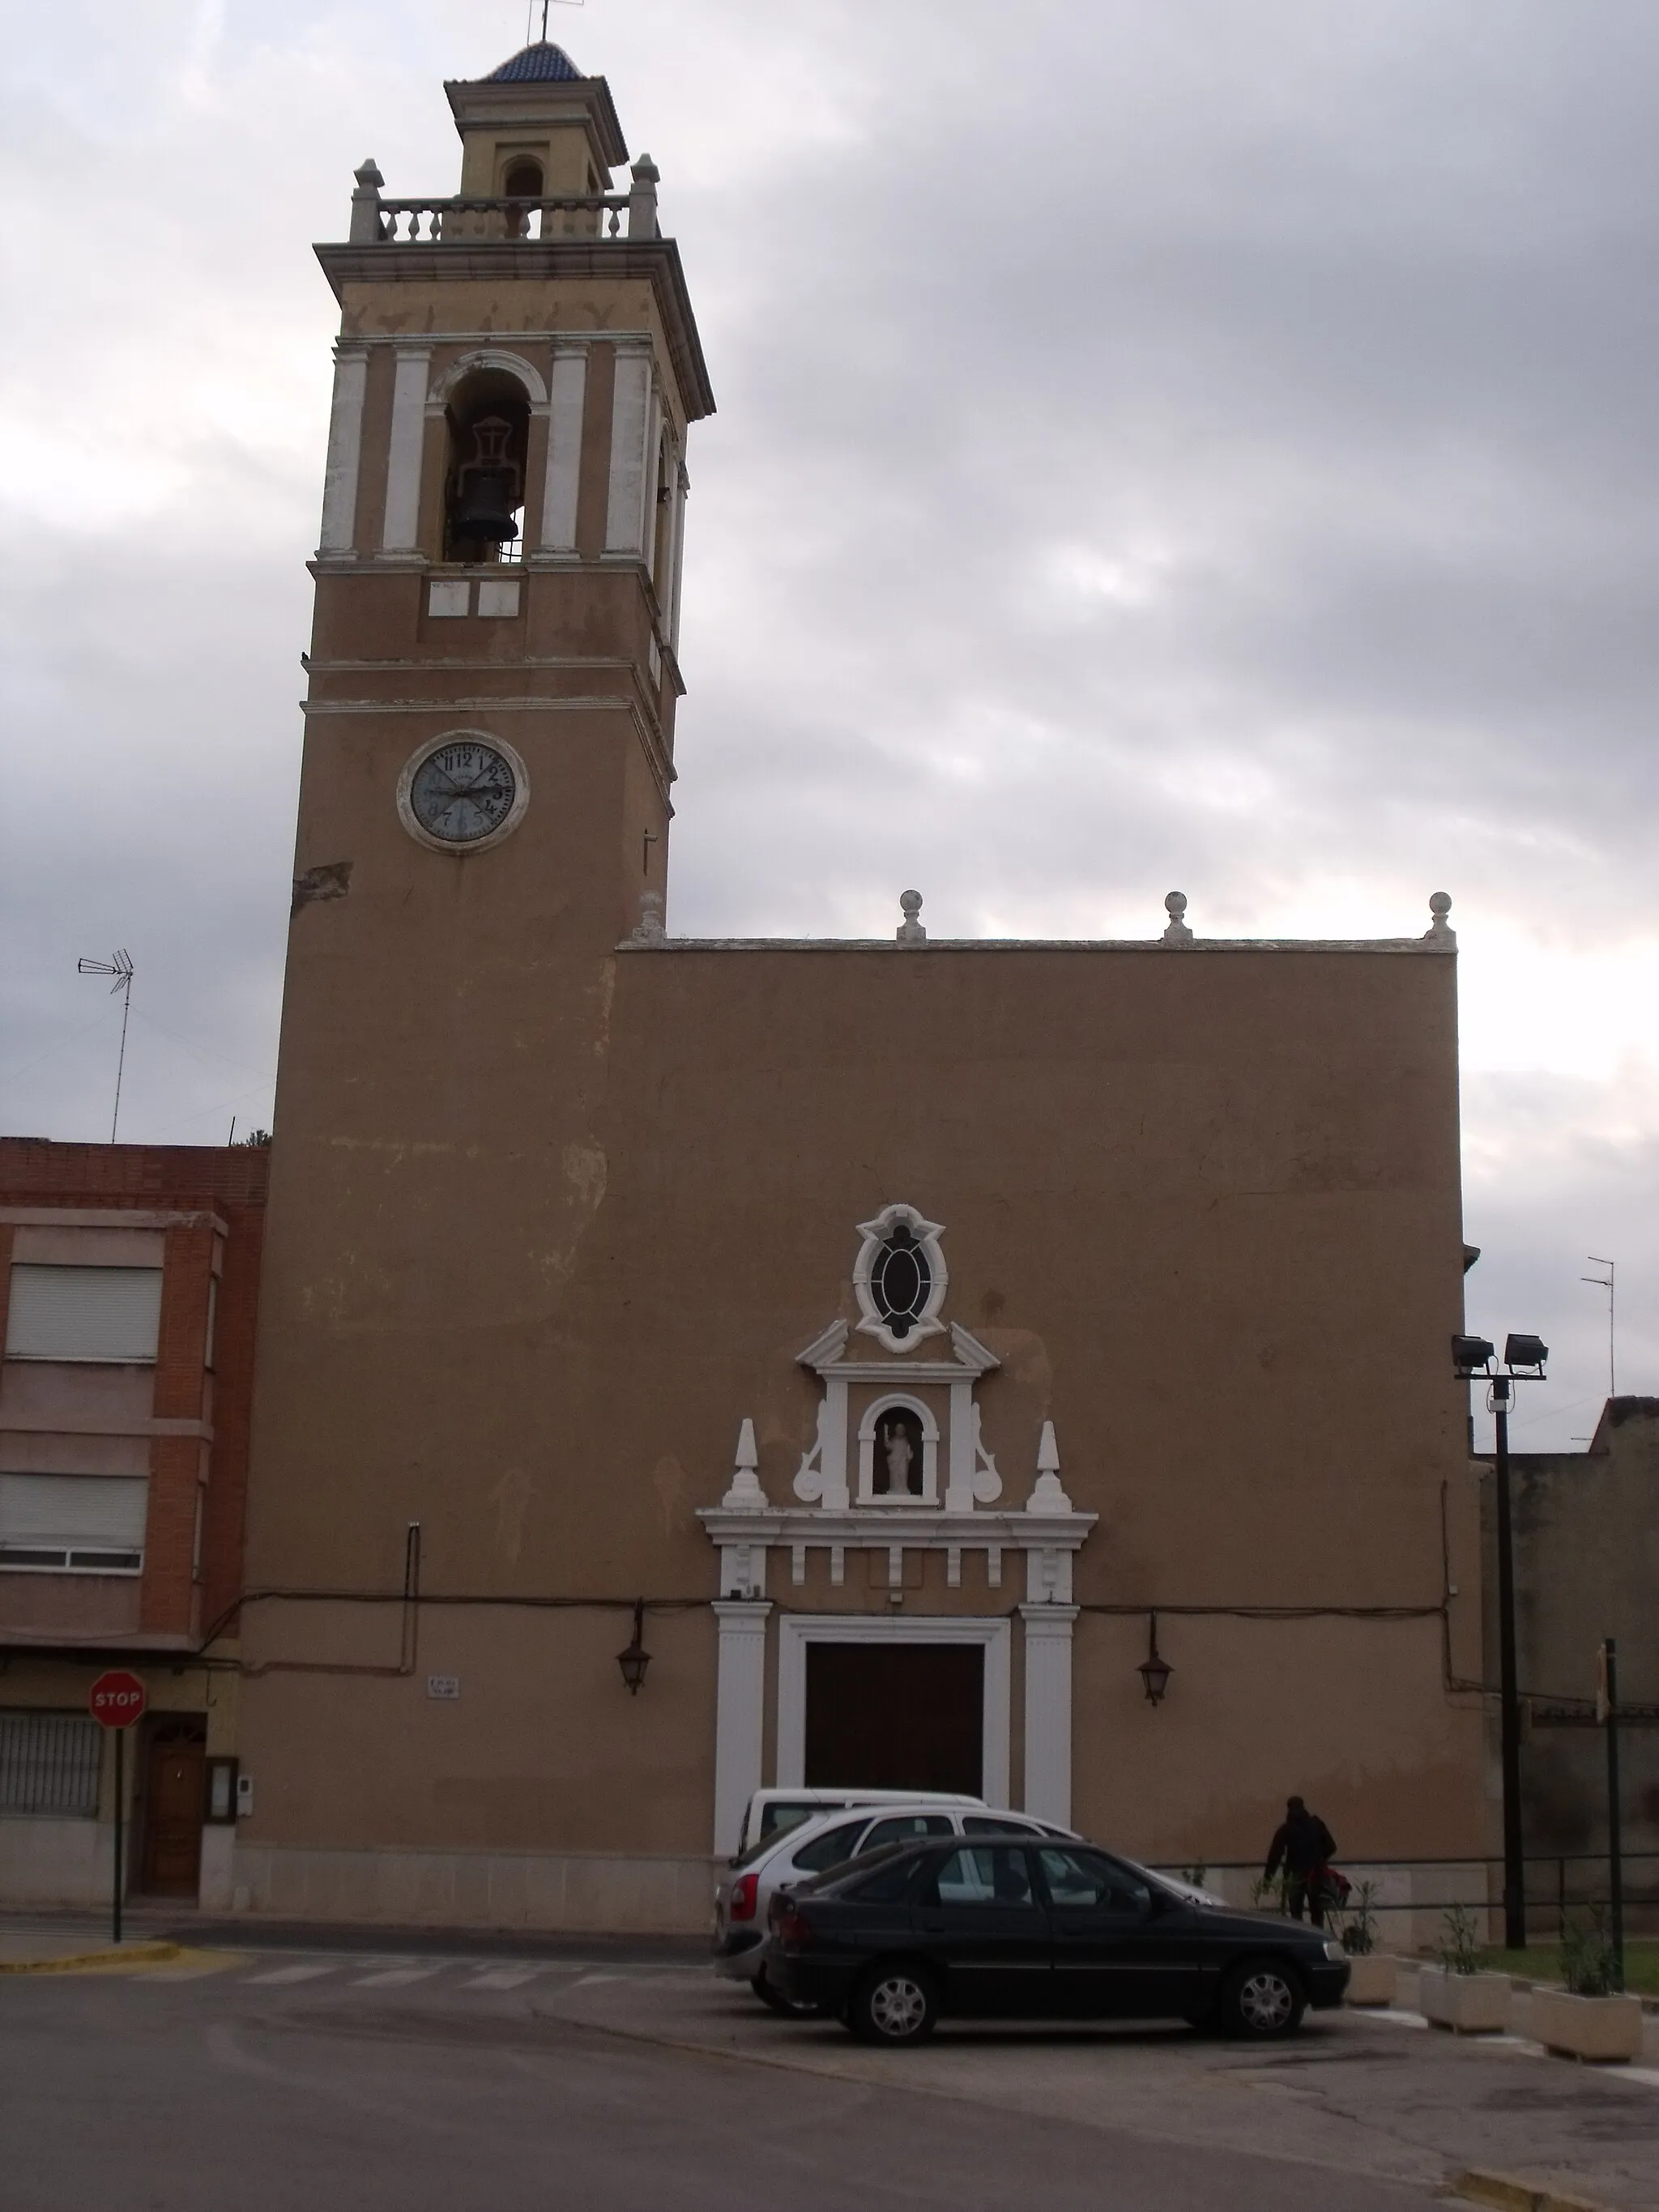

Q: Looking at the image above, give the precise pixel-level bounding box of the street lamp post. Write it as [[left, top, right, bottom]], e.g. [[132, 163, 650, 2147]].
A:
[[1452, 1331, 1548, 1954]]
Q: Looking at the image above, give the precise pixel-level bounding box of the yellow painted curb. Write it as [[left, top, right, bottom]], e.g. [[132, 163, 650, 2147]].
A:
[[1451, 2167, 1631, 2212], [0, 1940, 180, 1975]]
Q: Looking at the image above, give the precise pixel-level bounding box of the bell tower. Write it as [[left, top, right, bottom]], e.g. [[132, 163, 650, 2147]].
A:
[[250, 42, 712, 1581], [305, 39, 710, 945]]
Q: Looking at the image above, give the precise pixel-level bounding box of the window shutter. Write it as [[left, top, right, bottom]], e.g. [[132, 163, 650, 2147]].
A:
[[4, 1265, 164, 1362], [0, 1474, 149, 1570]]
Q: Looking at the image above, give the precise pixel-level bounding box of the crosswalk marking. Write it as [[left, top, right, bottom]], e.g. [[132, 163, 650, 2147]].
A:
[[352, 1966, 444, 1987], [243, 1963, 338, 1984], [460, 1965, 546, 1989]]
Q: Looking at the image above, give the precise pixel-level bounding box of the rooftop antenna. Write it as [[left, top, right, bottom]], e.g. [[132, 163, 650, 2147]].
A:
[[1582, 1255, 1616, 1400], [76, 949, 134, 1142], [527, 0, 582, 43]]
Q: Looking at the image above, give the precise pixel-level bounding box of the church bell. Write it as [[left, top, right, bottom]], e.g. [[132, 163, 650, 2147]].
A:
[[452, 416, 522, 543]]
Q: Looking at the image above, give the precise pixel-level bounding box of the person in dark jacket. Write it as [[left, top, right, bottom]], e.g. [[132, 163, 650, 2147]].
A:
[[1264, 1796, 1337, 1926]]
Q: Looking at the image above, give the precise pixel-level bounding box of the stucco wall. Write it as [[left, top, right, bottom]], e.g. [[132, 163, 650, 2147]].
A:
[[1495, 1400, 1659, 1872]]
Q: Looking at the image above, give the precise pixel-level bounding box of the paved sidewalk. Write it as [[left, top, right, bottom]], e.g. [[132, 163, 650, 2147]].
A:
[[0, 1929, 177, 1970], [541, 1972, 1659, 2212]]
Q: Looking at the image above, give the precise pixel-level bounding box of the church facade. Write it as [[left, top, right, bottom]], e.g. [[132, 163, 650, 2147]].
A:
[[233, 41, 1490, 1933]]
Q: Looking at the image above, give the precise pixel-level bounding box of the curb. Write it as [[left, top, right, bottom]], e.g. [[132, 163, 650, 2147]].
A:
[[0, 1941, 180, 1976], [1451, 2168, 1633, 2212]]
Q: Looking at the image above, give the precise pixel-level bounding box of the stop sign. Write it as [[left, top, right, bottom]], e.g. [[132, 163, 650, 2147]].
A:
[[89, 1670, 147, 1728]]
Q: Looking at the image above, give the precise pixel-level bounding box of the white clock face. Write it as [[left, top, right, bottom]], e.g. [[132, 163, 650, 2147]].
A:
[[407, 739, 519, 845]]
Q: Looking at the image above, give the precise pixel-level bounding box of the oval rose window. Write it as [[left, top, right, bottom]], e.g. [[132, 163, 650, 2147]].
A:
[[871, 1225, 932, 1339]]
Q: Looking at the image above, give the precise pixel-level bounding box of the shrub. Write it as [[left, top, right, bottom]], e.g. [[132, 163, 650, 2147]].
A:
[[1435, 1903, 1483, 1975], [1560, 1907, 1620, 1997], [1337, 1878, 1380, 1957]]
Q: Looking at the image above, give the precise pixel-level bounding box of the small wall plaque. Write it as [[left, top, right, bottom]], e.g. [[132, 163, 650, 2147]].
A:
[[426, 1675, 461, 1700]]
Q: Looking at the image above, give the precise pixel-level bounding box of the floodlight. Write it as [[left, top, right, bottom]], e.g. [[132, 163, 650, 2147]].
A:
[[1503, 1334, 1548, 1375]]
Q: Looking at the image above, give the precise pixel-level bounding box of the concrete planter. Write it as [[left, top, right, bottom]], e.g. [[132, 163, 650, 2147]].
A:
[[1529, 1987, 1644, 2063], [1419, 1967, 1510, 2034], [1341, 1953, 1398, 2007]]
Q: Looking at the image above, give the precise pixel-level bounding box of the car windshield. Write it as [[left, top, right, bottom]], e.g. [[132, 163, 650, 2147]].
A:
[[1129, 1856, 1212, 1903], [788, 1819, 872, 1875], [791, 1839, 915, 1895], [757, 1799, 838, 1843]]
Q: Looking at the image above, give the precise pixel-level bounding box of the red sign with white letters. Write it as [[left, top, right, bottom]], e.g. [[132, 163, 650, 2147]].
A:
[[88, 1670, 147, 1728]]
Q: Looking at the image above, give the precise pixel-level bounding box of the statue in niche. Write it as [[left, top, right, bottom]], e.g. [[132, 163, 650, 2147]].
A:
[[879, 1412, 922, 1497]]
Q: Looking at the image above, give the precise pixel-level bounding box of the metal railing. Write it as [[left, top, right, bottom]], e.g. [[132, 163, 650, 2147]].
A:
[[1152, 1852, 1659, 1937]]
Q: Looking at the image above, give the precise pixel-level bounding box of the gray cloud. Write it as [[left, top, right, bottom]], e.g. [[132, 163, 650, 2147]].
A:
[[2, 0, 1656, 1438]]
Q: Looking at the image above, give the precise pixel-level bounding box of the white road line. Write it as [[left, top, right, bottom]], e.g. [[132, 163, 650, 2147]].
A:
[[460, 1966, 548, 1989], [352, 1966, 445, 1987], [242, 1963, 338, 1984]]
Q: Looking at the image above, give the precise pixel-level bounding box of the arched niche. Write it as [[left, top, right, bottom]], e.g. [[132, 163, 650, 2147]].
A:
[[437, 364, 537, 565], [857, 1392, 940, 1506]]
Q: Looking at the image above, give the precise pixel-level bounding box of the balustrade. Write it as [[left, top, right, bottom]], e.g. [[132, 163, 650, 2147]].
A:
[[373, 194, 631, 243]]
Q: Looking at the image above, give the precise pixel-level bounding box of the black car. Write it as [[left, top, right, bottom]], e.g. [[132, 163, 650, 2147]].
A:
[[765, 1835, 1349, 2044]]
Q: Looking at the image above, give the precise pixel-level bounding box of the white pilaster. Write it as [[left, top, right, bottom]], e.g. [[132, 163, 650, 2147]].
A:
[[539, 346, 587, 552], [667, 466, 689, 650], [318, 343, 369, 553], [381, 347, 433, 553], [820, 1376, 850, 1511], [712, 1600, 771, 1855], [945, 1377, 975, 1511], [642, 390, 664, 578], [1021, 1604, 1078, 1825], [603, 347, 654, 556]]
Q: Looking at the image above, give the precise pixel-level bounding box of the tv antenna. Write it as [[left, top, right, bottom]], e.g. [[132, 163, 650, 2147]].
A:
[[76, 948, 134, 1141], [1582, 1255, 1616, 1400], [527, 0, 583, 42]]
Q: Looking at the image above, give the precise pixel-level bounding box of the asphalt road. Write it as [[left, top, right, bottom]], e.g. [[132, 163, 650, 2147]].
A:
[[0, 1950, 1449, 2212]]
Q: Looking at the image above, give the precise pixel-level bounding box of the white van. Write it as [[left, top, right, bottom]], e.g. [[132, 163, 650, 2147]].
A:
[[734, 1787, 983, 1860]]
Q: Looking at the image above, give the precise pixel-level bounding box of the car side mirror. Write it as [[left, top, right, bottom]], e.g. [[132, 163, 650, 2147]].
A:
[[1143, 1888, 1170, 1917]]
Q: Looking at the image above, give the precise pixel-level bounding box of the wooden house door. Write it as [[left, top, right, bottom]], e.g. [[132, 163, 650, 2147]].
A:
[[140, 1721, 206, 1896]]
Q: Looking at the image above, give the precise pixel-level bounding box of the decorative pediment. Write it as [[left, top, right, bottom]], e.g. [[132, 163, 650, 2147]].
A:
[[696, 1203, 1095, 1603]]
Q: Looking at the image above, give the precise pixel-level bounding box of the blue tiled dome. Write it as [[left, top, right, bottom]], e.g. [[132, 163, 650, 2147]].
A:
[[486, 42, 582, 83]]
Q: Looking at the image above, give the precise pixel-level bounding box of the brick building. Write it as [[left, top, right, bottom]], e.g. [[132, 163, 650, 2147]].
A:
[[0, 1139, 267, 1907]]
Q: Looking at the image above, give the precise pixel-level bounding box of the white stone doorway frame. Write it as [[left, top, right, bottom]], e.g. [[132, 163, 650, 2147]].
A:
[[775, 1613, 1012, 1805]]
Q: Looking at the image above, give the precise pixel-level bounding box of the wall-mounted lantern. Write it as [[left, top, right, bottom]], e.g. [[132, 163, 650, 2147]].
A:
[[1137, 1611, 1172, 1707], [616, 1598, 651, 1696]]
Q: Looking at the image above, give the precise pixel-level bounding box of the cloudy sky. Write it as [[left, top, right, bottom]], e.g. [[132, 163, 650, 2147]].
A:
[[2, 0, 1654, 1446]]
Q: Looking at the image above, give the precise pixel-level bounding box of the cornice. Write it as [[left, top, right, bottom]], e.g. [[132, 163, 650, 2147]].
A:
[[316, 237, 715, 420], [0, 1415, 214, 1442], [620, 937, 1456, 957], [0, 1207, 228, 1234], [696, 1507, 1097, 1545], [300, 690, 676, 803]]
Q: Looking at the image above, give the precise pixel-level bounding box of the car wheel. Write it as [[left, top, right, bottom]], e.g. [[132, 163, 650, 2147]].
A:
[[753, 1967, 828, 2019], [847, 1962, 939, 2046], [1219, 1960, 1306, 2039]]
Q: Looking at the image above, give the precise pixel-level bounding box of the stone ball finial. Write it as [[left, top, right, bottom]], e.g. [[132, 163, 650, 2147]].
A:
[[628, 889, 667, 947], [1161, 890, 1194, 947], [897, 890, 927, 944], [1430, 892, 1452, 918], [1425, 891, 1456, 945]]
